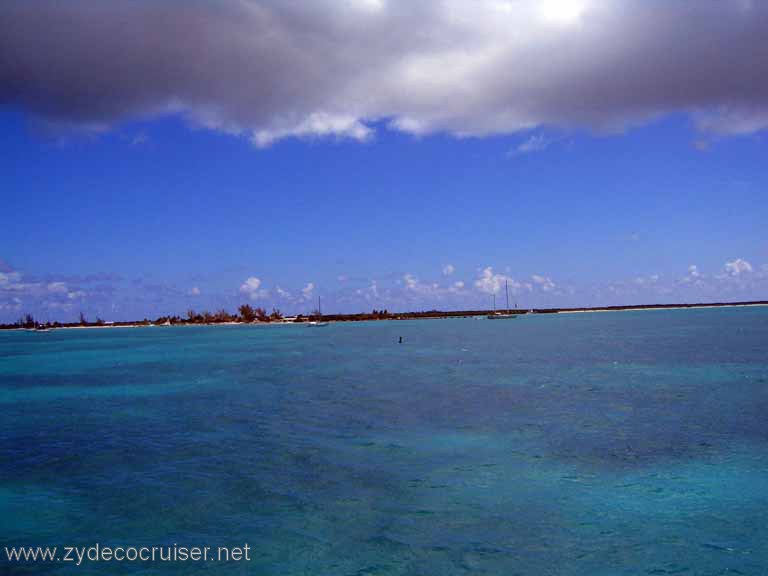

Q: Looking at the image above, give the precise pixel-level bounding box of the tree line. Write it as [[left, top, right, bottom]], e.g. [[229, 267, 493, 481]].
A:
[[1, 306, 391, 329]]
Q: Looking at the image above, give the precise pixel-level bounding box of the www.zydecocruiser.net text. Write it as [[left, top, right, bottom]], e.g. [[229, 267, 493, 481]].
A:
[[5, 543, 251, 566]]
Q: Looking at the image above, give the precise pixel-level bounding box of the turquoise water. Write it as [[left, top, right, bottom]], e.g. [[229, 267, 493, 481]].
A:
[[1, 307, 768, 575]]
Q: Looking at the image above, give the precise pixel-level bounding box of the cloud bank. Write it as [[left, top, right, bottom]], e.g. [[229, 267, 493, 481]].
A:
[[2, 258, 767, 322], [2, 1, 768, 145]]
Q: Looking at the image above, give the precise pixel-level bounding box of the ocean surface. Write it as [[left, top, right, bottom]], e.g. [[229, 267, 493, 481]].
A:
[[1, 307, 768, 575]]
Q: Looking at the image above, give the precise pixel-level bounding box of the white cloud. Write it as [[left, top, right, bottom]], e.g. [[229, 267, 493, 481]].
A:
[[252, 113, 373, 148], [0, 269, 105, 320], [402, 273, 466, 299], [356, 280, 382, 301], [301, 282, 315, 300], [188, 286, 201, 296], [0, 272, 21, 286], [509, 134, 550, 156], [0, 297, 22, 311], [276, 286, 292, 299], [239, 276, 268, 300], [47, 281, 68, 293], [680, 264, 703, 285], [696, 109, 768, 136], [633, 274, 660, 286], [538, 0, 588, 26], [475, 267, 502, 294], [0, 271, 53, 297], [532, 274, 556, 291], [724, 258, 753, 276], [442, 264, 455, 276], [474, 267, 525, 294], [239, 277, 261, 293], [403, 274, 437, 295]]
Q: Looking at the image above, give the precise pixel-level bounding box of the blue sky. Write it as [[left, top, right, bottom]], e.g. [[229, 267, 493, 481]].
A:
[[2, 110, 766, 321], [1, 1, 767, 321]]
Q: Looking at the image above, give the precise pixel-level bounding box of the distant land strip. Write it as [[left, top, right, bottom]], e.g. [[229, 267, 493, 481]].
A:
[[3, 301, 767, 330]]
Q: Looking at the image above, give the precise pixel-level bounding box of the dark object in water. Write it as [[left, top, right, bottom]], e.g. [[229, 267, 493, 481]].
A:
[[399, 336, 403, 343]]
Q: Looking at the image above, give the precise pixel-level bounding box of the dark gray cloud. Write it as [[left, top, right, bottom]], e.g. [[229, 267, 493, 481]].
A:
[[2, 0, 768, 144]]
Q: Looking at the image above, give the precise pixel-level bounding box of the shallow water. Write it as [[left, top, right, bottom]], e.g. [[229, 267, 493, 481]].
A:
[[1, 307, 768, 574]]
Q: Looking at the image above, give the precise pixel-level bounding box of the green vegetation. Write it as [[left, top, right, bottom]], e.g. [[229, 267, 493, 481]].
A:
[[2, 301, 767, 330], [238, 304, 256, 323]]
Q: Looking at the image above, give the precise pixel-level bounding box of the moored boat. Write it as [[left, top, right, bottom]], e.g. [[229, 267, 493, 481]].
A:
[[487, 280, 518, 320], [307, 296, 330, 327]]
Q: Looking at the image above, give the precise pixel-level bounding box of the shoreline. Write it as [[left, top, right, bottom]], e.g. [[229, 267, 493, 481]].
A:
[[5, 300, 767, 331], [556, 302, 768, 314]]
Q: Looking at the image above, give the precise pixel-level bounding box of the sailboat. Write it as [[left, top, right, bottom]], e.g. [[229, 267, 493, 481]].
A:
[[487, 280, 518, 320], [307, 295, 330, 327]]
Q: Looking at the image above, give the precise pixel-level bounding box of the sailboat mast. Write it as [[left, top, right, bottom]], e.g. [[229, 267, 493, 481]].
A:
[[505, 280, 510, 313]]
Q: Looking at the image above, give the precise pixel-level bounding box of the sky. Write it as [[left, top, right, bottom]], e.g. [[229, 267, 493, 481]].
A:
[[1, 0, 767, 321]]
